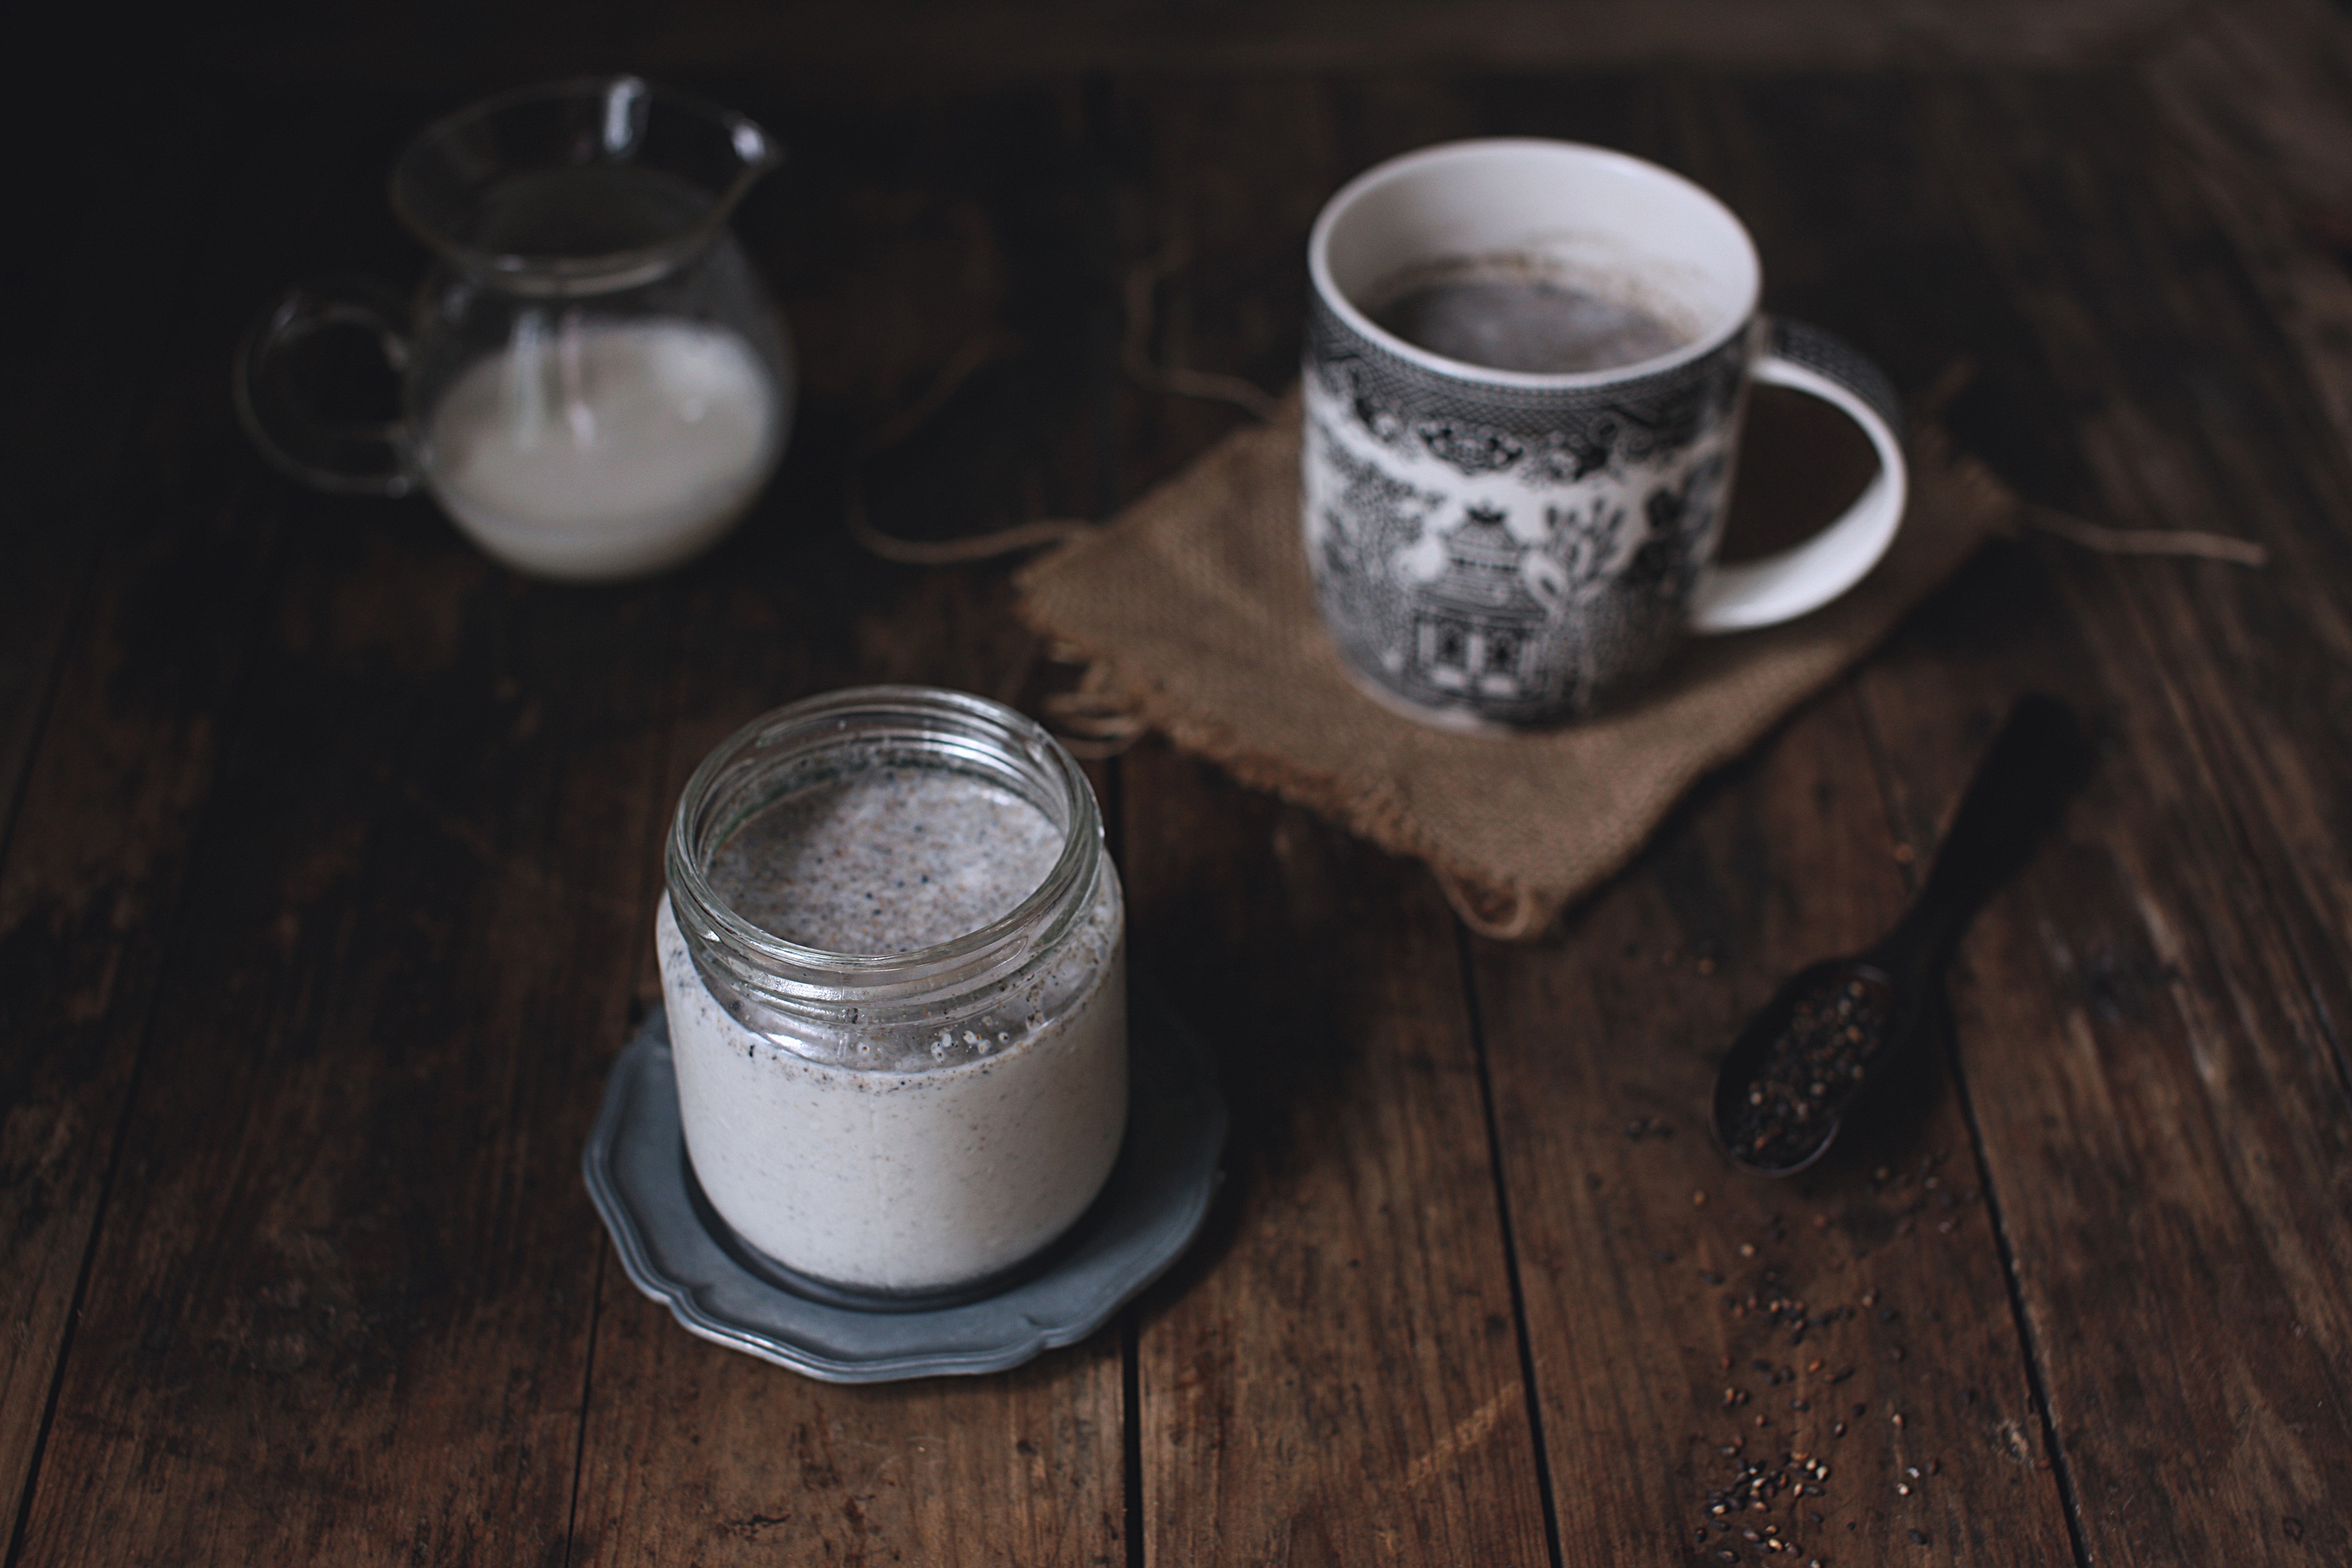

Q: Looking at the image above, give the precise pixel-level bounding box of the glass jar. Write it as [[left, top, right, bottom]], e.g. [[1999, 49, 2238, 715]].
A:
[[658, 686, 1127, 1302]]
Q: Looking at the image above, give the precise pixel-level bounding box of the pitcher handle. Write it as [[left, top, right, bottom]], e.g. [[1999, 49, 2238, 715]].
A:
[[1688, 318, 1909, 633], [233, 277, 418, 497]]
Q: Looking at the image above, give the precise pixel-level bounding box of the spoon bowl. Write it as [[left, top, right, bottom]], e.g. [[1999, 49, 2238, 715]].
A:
[[1711, 957, 1898, 1175]]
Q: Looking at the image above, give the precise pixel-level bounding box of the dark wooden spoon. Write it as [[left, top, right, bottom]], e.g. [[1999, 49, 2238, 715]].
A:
[[1711, 694, 2095, 1176]]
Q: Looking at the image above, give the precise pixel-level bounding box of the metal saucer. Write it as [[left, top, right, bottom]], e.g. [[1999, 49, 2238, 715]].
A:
[[582, 987, 1227, 1383]]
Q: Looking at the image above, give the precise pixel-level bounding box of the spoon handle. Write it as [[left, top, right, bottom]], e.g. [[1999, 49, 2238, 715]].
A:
[[1876, 694, 2095, 984]]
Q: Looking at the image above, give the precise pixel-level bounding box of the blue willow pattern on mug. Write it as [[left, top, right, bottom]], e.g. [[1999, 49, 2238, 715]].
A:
[[1302, 293, 1755, 722]]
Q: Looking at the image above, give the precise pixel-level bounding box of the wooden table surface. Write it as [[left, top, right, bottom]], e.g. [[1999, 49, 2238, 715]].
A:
[[9, 3, 2352, 1563]]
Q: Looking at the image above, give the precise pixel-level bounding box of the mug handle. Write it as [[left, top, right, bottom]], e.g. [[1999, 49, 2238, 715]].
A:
[[232, 277, 418, 497], [1687, 318, 1908, 633]]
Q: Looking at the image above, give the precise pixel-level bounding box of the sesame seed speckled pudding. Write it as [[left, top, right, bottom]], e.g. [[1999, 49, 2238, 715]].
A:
[[707, 768, 1066, 955]]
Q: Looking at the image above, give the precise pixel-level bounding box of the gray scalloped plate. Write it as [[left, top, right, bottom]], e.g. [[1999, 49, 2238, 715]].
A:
[[582, 988, 1226, 1383]]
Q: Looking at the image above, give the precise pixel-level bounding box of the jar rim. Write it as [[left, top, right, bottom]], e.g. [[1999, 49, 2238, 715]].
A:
[[665, 685, 1103, 1010]]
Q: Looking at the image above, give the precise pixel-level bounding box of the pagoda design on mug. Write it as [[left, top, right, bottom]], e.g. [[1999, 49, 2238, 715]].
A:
[[1406, 505, 1553, 702], [1304, 392, 1731, 721]]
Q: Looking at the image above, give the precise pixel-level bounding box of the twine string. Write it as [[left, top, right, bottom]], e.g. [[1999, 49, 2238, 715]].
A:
[[1919, 357, 2269, 567]]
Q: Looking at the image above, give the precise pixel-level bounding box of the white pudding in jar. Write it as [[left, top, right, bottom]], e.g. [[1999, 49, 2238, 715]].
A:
[[660, 694, 1129, 1298]]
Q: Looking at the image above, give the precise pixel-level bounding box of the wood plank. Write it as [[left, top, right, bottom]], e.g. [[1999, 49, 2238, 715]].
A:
[[1646, 67, 2352, 1565], [2141, 0, 2352, 471], [2127, 3, 2352, 1097], [13, 461, 684, 1561], [567, 80, 1131, 1568], [1868, 71, 2352, 1568], [1103, 74, 1551, 1567], [0, 397, 278, 1556], [1470, 687, 2080, 1568], [576, 1300, 1126, 1567], [1423, 65, 2352, 1568], [0, 84, 410, 1550], [1123, 745, 1554, 1568], [1603, 58, 2352, 1566], [1859, 563, 2352, 1568]]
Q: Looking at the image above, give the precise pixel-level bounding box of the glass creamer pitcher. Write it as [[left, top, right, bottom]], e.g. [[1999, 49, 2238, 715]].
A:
[[237, 77, 795, 581]]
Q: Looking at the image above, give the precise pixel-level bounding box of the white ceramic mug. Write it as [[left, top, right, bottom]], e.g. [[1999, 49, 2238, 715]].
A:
[[1302, 138, 1907, 727]]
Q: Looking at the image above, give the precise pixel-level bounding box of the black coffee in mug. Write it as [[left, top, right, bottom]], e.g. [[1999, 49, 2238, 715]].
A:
[[1370, 260, 1689, 374]]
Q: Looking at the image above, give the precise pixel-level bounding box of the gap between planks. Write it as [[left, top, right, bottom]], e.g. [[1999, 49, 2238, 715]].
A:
[[1457, 920, 1571, 1568], [1845, 686, 2095, 1568]]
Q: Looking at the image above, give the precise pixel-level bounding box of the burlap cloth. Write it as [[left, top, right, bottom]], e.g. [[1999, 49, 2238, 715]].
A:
[[1015, 390, 2016, 940]]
